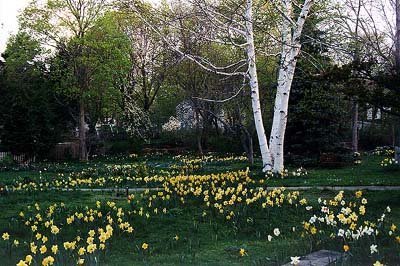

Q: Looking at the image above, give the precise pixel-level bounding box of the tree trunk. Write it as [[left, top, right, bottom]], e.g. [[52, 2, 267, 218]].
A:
[[201, 113, 211, 151], [396, 118, 400, 164], [214, 117, 219, 135], [395, 0, 400, 163], [79, 99, 87, 161], [271, 51, 298, 173], [195, 108, 203, 155], [269, 0, 292, 164], [270, 0, 293, 172], [392, 124, 396, 147], [396, 0, 400, 68], [241, 127, 254, 165], [248, 136, 254, 165], [351, 98, 359, 153], [269, 0, 313, 173], [245, 0, 272, 171]]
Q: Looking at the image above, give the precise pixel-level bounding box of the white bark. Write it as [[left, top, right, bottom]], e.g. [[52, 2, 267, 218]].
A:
[[129, 0, 275, 172], [270, 0, 314, 173], [269, 0, 292, 164], [245, 0, 273, 171]]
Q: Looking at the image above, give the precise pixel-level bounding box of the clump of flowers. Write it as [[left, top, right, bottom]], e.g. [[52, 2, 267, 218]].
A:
[[6, 200, 136, 265], [372, 146, 394, 156], [265, 169, 289, 179], [290, 256, 301, 265], [291, 167, 308, 177], [380, 157, 398, 167], [265, 167, 307, 179], [239, 248, 247, 257], [162, 116, 181, 132], [353, 152, 362, 165], [301, 190, 399, 263]]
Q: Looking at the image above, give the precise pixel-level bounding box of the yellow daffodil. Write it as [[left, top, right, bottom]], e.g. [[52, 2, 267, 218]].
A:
[[2, 232, 10, 240], [51, 245, 58, 254]]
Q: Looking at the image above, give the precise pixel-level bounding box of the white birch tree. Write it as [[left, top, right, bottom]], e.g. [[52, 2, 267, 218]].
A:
[[123, 0, 314, 173], [122, 0, 274, 170], [245, 0, 274, 171], [269, 0, 314, 173]]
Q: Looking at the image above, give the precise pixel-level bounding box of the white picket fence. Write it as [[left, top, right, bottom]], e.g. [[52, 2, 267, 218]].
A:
[[0, 152, 10, 161], [0, 152, 34, 164]]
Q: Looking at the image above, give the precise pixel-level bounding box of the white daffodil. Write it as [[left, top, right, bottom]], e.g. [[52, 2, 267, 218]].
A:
[[290, 256, 301, 265], [370, 244, 378, 254]]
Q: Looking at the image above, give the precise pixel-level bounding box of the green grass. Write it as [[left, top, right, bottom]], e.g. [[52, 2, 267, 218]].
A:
[[0, 154, 399, 265], [263, 155, 400, 186], [0, 189, 399, 265], [0, 154, 398, 188]]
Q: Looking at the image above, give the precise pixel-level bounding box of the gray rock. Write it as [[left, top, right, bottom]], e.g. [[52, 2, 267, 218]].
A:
[[282, 250, 345, 266]]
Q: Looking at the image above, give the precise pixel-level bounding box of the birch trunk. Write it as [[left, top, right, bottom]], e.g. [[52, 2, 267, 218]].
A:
[[245, 0, 273, 171], [271, 50, 298, 172], [269, 0, 292, 164], [270, 0, 314, 173]]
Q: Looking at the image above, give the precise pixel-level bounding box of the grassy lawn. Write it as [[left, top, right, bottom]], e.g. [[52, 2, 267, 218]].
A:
[[0, 154, 399, 188], [0, 153, 399, 265], [0, 189, 400, 265], [263, 155, 400, 187]]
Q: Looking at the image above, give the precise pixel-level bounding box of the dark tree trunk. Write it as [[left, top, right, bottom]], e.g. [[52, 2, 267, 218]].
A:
[[396, 0, 400, 69], [351, 98, 359, 152], [240, 127, 254, 165], [214, 117, 219, 135], [79, 99, 87, 161], [195, 109, 203, 155], [201, 112, 211, 151], [396, 0, 400, 163]]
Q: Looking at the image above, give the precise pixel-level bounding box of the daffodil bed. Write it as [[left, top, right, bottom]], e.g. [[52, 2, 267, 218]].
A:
[[0, 152, 399, 265], [0, 152, 399, 193]]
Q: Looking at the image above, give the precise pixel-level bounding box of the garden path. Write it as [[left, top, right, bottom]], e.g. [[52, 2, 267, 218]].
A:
[[55, 185, 400, 193]]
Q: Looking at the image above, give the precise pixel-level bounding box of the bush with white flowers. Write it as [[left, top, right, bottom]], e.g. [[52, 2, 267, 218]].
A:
[[162, 116, 181, 132]]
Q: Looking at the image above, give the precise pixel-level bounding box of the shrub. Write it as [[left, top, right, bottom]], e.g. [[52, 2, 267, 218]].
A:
[[0, 154, 16, 169]]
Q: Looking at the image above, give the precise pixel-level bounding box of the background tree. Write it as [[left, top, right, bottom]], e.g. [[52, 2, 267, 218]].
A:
[[21, 0, 110, 161], [0, 33, 69, 158], [326, 0, 399, 155], [117, 5, 175, 112], [21, 1, 133, 160], [281, 10, 350, 164]]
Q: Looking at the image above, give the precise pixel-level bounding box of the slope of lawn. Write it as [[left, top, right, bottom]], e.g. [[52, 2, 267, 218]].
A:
[[0, 151, 399, 265], [0, 189, 400, 265], [0, 154, 398, 189]]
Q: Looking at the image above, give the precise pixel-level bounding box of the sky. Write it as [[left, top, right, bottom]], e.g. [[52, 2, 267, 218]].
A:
[[0, 0, 163, 54], [0, 0, 395, 55], [0, 0, 30, 53]]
